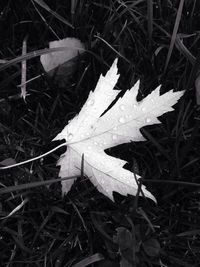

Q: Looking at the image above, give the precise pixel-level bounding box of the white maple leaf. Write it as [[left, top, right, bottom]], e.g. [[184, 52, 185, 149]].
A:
[[53, 59, 184, 202]]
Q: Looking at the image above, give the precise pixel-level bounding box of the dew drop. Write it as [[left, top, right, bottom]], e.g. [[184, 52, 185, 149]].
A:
[[120, 104, 125, 111], [87, 99, 94, 106], [94, 141, 98, 145], [142, 107, 146, 112], [112, 135, 117, 140], [133, 104, 138, 108], [68, 133, 73, 140], [119, 117, 125, 123], [145, 117, 151, 123]]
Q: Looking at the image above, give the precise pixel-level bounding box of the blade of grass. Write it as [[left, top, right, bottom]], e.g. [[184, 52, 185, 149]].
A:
[[186, 49, 200, 90], [17, 73, 44, 88], [141, 128, 171, 160], [71, 0, 78, 21], [11, 235, 32, 254], [0, 46, 86, 72], [33, 0, 74, 29], [0, 197, 29, 219], [31, 0, 60, 39], [0, 175, 79, 195], [31, 211, 53, 248], [141, 179, 200, 187], [69, 199, 88, 234], [164, 0, 185, 73], [72, 253, 104, 267], [177, 229, 200, 237], [147, 0, 153, 48], [81, 154, 84, 179], [137, 207, 155, 232], [176, 35, 195, 65], [94, 35, 130, 63], [20, 36, 28, 101], [154, 21, 196, 64]]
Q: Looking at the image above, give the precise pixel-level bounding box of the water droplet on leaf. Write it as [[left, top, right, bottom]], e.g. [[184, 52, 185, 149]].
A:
[[68, 133, 73, 140], [146, 118, 151, 123], [119, 117, 125, 123], [112, 135, 117, 140], [87, 99, 94, 106], [120, 105, 125, 111], [126, 115, 132, 119]]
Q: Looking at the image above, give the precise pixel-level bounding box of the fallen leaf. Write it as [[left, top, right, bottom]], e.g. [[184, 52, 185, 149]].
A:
[[40, 37, 85, 85], [54, 59, 184, 202]]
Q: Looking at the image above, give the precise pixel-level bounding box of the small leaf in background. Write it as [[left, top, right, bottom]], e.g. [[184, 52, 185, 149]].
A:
[[40, 37, 85, 86], [195, 72, 200, 105], [0, 158, 17, 166], [143, 238, 161, 257]]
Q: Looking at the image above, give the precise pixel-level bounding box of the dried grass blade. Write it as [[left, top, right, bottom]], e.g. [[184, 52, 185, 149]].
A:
[[20, 36, 28, 100]]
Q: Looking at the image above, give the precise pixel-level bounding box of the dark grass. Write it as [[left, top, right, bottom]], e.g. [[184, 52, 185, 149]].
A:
[[0, 0, 200, 266]]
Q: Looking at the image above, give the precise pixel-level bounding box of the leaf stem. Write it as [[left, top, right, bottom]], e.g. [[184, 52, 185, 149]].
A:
[[0, 143, 67, 170]]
